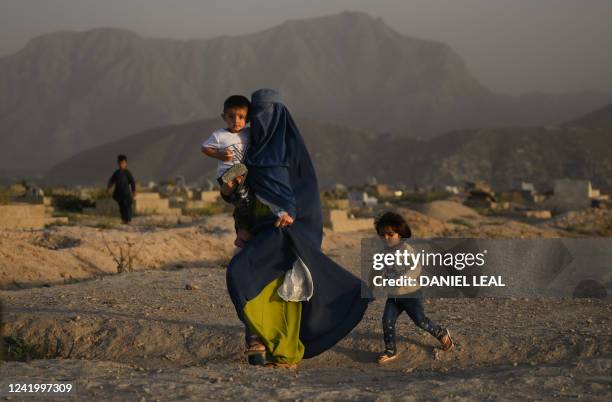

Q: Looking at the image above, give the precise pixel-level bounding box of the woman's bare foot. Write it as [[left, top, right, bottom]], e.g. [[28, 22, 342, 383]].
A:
[[264, 362, 298, 370], [233, 229, 251, 248]]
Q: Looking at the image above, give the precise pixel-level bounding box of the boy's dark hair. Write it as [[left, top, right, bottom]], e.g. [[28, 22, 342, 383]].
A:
[[374, 211, 412, 238], [223, 95, 250, 113], [117, 154, 127, 163]]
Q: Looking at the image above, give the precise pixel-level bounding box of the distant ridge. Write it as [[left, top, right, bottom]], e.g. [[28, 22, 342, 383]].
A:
[[45, 117, 612, 192], [564, 103, 612, 129]]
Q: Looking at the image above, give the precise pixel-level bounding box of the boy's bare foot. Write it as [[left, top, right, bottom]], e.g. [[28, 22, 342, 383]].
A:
[[220, 175, 245, 196], [220, 183, 232, 196], [234, 236, 248, 248], [237, 229, 251, 241], [234, 229, 251, 248], [377, 350, 398, 364], [233, 229, 251, 248], [437, 328, 454, 351]]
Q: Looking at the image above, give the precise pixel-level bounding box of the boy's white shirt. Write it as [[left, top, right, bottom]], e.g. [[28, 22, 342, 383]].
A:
[[202, 127, 250, 178]]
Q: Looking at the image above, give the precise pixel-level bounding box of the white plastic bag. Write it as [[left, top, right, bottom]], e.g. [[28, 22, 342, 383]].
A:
[[277, 256, 314, 302]]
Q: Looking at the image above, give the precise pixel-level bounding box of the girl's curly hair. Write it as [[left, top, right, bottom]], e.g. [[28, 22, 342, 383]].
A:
[[374, 211, 412, 238]]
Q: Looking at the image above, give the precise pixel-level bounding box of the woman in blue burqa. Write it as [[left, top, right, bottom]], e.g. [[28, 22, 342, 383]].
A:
[[226, 89, 369, 367]]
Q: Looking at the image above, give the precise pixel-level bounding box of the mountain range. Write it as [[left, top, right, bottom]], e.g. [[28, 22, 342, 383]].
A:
[[2, 11, 612, 173], [44, 103, 612, 192]]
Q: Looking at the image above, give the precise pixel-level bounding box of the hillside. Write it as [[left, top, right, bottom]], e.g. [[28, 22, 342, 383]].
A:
[[2, 11, 611, 173], [44, 118, 612, 191], [564, 102, 612, 129]]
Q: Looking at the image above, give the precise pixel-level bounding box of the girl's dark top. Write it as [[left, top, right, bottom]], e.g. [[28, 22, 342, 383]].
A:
[[107, 169, 136, 201]]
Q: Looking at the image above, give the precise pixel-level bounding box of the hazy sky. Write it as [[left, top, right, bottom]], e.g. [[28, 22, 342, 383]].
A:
[[1, 0, 611, 94]]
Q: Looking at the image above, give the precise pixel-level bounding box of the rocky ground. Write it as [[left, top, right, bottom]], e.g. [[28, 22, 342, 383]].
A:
[[1, 207, 611, 401]]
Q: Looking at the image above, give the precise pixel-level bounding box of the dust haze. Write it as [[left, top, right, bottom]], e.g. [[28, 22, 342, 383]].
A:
[[1, 0, 612, 94]]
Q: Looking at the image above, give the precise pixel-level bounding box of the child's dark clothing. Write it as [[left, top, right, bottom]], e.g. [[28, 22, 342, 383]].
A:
[[217, 167, 254, 234], [382, 291, 444, 354], [107, 169, 136, 223], [116, 197, 133, 223]]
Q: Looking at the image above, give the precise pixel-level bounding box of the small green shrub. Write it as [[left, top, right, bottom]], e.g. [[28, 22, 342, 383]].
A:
[[52, 194, 95, 213], [0, 187, 10, 205], [184, 203, 227, 217], [94, 222, 118, 230], [449, 217, 473, 227], [403, 190, 452, 203], [89, 189, 110, 201], [3, 336, 42, 361]]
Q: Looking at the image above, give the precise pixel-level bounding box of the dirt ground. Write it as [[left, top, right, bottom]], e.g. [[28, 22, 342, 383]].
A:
[[1, 209, 611, 401], [0, 215, 235, 290], [2, 207, 592, 290]]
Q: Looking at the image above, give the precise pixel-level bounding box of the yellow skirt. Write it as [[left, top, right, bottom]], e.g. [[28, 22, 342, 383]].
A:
[[243, 276, 304, 364]]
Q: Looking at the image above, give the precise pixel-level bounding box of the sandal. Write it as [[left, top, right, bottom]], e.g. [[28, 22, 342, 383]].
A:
[[221, 163, 248, 184], [437, 328, 454, 351], [377, 350, 398, 364], [245, 341, 266, 366]]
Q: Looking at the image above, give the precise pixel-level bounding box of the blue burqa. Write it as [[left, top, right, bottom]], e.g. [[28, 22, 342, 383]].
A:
[[226, 89, 369, 358]]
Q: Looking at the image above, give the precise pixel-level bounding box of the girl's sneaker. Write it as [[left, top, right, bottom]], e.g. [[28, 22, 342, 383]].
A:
[[437, 328, 454, 351], [377, 350, 398, 364]]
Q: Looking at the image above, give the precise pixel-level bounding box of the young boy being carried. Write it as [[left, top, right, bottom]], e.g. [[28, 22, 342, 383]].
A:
[[373, 211, 454, 364], [201, 95, 254, 248]]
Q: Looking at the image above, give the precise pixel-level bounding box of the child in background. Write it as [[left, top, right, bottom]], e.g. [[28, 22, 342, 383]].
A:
[[201, 95, 254, 248], [374, 211, 453, 364], [107, 154, 136, 224]]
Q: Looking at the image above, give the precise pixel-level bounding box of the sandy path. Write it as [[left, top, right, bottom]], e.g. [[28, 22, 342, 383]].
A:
[[2, 356, 610, 401], [1, 210, 610, 400], [1, 262, 610, 400]]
